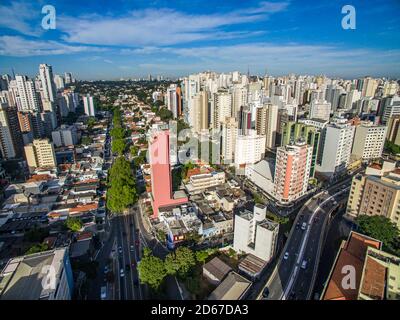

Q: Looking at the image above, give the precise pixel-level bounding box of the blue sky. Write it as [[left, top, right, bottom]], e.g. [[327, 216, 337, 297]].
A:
[[0, 0, 399, 79]]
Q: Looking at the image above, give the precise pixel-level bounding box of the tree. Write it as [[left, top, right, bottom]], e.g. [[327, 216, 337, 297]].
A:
[[195, 248, 216, 264], [26, 242, 49, 255], [87, 117, 96, 130], [130, 145, 138, 157], [81, 136, 92, 146], [356, 215, 400, 255], [65, 217, 83, 232], [157, 108, 173, 121], [164, 247, 196, 278], [112, 138, 126, 155], [385, 140, 400, 155], [110, 127, 125, 140], [137, 248, 167, 291], [107, 157, 137, 213]]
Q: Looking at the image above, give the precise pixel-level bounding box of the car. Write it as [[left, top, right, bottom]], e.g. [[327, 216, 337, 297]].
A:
[[283, 252, 289, 260], [301, 260, 308, 269], [103, 266, 109, 274], [131, 262, 136, 268], [135, 240, 140, 246], [118, 246, 122, 254], [120, 268, 125, 277], [130, 245, 134, 252], [301, 222, 307, 230], [296, 222, 300, 229], [262, 287, 270, 299]]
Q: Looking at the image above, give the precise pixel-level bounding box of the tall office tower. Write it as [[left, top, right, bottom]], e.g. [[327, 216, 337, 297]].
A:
[[53, 74, 65, 90], [15, 75, 41, 112], [361, 77, 378, 98], [64, 72, 73, 84], [3, 103, 23, 157], [83, 94, 96, 117], [294, 78, 305, 105], [0, 103, 17, 159], [317, 119, 355, 177], [265, 104, 278, 150], [39, 64, 56, 103], [24, 138, 56, 171], [18, 111, 45, 140], [280, 121, 320, 177], [263, 76, 273, 97], [386, 115, 400, 145], [351, 122, 387, 160], [345, 89, 361, 110], [238, 106, 252, 135], [190, 91, 208, 134], [234, 130, 266, 170], [274, 141, 312, 203], [381, 95, 400, 124], [149, 130, 188, 217], [233, 204, 279, 262], [330, 88, 345, 111], [309, 99, 331, 121], [221, 117, 238, 164], [213, 90, 232, 129]]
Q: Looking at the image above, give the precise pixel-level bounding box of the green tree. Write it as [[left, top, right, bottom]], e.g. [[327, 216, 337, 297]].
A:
[[112, 138, 126, 155], [195, 248, 216, 264], [65, 217, 83, 232], [24, 227, 49, 243], [157, 108, 173, 121], [130, 145, 138, 157], [385, 140, 400, 155], [87, 117, 96, 130], [107, 157, 137, 213], [356, 215, 400, 254], [137, 248, 167, 291], [81, 136, 92, 146], [110, 127, 125, 140], [165, 247, 196, 278], [26, 242, 49, 255]]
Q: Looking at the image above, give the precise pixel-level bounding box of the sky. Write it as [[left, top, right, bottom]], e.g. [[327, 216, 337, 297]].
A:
[[0, 0, 399, 80]]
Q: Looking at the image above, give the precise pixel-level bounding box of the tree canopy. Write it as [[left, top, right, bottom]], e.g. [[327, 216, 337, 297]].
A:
[[107, 156, 137, 213], [137, 248, 167, 290], [164, 246, 196, 278], [65, 217, 83, 232], [112, 138, 126, 155], [356, 215, 400, 255], [26, 242, 49, 255]]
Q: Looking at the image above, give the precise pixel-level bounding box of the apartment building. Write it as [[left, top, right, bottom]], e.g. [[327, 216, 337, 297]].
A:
[[351, 122, 386, 160], [24, 139, 57, 171]]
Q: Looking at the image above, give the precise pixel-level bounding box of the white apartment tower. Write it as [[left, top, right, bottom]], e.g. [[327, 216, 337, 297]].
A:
[[317, 119, 355, 177], [351, 122, 387, 160]]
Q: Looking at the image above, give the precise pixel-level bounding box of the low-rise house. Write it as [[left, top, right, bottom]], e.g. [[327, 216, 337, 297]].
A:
[[203, 257, 232, 285]]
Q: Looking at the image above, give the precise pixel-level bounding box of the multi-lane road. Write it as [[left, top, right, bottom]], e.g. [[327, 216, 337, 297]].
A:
[[259, 181, 351, 300]]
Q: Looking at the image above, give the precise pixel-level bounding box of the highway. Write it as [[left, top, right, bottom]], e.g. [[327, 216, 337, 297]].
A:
[[258, 181, 351, 300]]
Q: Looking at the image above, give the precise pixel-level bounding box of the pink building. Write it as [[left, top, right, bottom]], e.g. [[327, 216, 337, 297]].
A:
[[149, 129, 188, 217], [274, 141, 312, 203]]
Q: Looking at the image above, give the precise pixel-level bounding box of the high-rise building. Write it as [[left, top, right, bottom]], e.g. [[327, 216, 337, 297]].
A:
[[381, 95, 400, 125], [265, 104, 278, 150], [24, 138, 56, 171], [15, 75, 40, 112], [149, 129, 188, 217], [190, 91, 208, 134], [386, 115, 400, 145], [309, 99, 331, 121], [234, 130, 266, 170], [317, 119, 355, 177], [53, 74, 65, 90], [39, 64, 56, 104], [64, 72, 73, 84], [274, 141, 312, 203], [51, 125, 78, 147], [0, 103, 17, 159], [281, 121, 320, 177], [346, 169, 400, 229], [166, 84, 182, 118], [351, 122, 386, 160], [213, 90, 232, 129], [221, 117, 238, 165], [233, 204, 279, 262], [238, 105, 252, 135], [83, 94, 96, 117]]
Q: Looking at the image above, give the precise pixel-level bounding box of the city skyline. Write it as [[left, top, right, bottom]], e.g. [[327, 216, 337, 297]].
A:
[[0, 0, 399, 80]]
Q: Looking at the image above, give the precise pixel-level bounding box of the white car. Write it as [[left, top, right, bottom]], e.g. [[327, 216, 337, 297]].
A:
[[100, 286, 107, 300], [283, 252, 289, 260], [120, 268, 125, 277]]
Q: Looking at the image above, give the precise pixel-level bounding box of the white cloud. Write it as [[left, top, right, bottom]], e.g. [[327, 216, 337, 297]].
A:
[[0, 36, 106, 56], [58, 2, 288, 46], [0, 1, 42, 36]]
